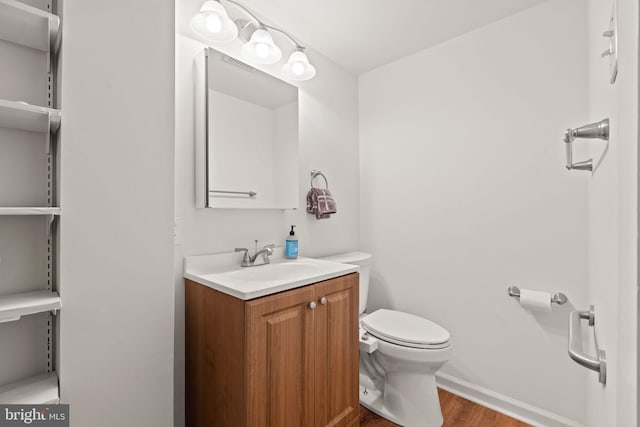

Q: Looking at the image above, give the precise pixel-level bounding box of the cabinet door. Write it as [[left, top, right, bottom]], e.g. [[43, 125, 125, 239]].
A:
[[185, 281, 246, 427], [313, 273, 359, 427], [246, 285, 316, 427]]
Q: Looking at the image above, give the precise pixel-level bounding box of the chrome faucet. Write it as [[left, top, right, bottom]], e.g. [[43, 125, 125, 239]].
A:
[[235, 241, 275, 267]]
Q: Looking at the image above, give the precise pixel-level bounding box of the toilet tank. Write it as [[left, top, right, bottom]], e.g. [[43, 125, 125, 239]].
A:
[[320, 252, 372, 314]]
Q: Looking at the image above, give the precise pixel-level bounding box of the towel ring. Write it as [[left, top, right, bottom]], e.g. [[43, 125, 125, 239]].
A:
[[310, 170, 329, 189]]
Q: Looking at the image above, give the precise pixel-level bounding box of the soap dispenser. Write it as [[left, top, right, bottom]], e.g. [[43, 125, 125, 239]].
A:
[[285, 225, 298, 259]]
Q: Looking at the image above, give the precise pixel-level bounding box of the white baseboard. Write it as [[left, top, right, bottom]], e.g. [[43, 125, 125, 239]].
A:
[[436, 372, 584, 427]]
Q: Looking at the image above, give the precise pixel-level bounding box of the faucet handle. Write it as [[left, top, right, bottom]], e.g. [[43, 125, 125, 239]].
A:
[[234, 247, 250, 260], [261, 244, 275, 264], [235, 248, 252, 267], [263, 243, 275, 255]]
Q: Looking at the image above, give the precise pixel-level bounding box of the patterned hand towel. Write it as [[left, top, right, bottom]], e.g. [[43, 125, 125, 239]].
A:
[[306, 188, 337, 219]]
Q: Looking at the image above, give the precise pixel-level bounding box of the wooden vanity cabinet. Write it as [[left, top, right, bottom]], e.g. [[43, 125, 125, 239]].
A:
[[186, 272, 359, 427]]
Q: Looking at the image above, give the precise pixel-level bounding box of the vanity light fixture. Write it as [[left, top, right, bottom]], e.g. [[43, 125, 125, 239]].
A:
[[191, 0, 317, 80]]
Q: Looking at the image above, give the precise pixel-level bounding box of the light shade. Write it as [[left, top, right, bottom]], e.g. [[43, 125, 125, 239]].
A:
[[241, 28, 282, 64], [191, 1, 238, 43], [282, 49, 316, 81]]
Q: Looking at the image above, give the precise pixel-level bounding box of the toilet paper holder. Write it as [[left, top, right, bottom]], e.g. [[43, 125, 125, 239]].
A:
[[507, 286, 568, 305]]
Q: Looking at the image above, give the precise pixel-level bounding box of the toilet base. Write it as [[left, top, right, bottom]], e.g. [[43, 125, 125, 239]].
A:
[[359, 384, 403, 425], [359, 369, 445, 427]]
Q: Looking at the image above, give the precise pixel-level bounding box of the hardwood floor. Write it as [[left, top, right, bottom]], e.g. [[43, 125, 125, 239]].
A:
[[360, 389, 532, 427]]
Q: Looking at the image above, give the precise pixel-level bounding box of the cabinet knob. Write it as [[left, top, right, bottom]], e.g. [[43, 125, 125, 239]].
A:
[[320, 297, 327, 305], [309, 301, 317, 310]]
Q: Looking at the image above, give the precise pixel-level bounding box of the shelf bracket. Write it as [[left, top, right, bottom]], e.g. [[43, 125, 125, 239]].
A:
[[45, 128, 51, 155], [46, 214, 55, 237], [45, 0, 59, 74]]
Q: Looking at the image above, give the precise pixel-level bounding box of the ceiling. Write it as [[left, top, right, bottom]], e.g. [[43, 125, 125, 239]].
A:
[[182, 0, 549, 75]]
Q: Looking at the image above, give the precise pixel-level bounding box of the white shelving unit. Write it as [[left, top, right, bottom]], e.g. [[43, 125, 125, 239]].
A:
[[0, 100, 61, 133], [0, 207, 60, 215], [0, 290, 61, 323], [0, 0, 62, 405], [0, 373, 59, 404], [0, 0, 60, 52]]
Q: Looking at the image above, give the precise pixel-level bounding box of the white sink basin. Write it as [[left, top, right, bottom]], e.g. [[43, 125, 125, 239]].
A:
[[221, 259, 330, 282], [184, 253, 358, 300]]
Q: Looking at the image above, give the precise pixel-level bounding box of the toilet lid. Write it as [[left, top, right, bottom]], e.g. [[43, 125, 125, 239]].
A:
[[361, 309, 450, 348]]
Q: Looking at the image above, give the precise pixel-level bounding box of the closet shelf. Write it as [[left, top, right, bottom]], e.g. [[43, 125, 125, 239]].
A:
[[0, 100, 61, 134], [0, 207, 60, 215], [0, 0, 60, 53], [0, 373, 59, 404], [0, 290, 61, 323]]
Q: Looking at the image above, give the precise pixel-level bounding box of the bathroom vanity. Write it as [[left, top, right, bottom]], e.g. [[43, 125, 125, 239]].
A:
[[185, 255, 359, 427]]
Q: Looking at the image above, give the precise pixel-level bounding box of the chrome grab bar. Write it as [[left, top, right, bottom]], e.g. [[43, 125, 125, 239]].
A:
[[568, 305, 606, 384], [563, 118, 609, 172]]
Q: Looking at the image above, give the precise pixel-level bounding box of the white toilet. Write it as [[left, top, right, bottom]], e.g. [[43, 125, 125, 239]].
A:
[[322, 252, 453, 427]]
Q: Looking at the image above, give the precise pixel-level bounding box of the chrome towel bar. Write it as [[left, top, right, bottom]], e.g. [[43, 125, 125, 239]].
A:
[[507, 285, 568, 305], [210, 189, 257, 197], [568, 305, 606, 384]]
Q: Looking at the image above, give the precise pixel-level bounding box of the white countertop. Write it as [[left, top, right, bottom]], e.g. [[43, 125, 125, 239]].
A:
[[184, 251, 359, 300]]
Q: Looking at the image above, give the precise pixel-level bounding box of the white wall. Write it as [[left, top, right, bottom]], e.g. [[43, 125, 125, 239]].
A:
[[58, 1, 176, 426], [359, 1, 589, 424], [174, 2, 360, 424], [586, 0, 638, 426]]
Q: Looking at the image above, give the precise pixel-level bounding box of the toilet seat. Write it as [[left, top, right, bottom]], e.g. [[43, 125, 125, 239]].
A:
[[361, 309, 450, 350]]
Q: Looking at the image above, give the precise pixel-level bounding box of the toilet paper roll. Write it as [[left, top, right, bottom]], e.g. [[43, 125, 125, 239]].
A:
[[519, 289, 552, 312]]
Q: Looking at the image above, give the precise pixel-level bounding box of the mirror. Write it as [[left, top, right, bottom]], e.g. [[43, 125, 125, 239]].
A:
[[195, 48, 299, 209]]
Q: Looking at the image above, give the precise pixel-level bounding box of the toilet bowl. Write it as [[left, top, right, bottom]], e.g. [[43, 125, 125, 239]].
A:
[[360, 309, 452, 427], [322, 252, 452, 427]]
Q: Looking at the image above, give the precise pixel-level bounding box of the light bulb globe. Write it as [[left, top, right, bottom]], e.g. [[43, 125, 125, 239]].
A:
[[282, 50, 316, 81], [292, 62, 305, 76], [190, 1, 238, 43], [241, 28, 282, 64], [205, 14, 223, 33], [255, 43, 270, 58]]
